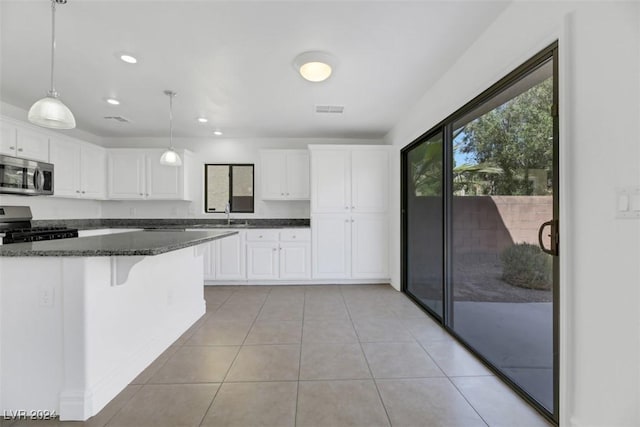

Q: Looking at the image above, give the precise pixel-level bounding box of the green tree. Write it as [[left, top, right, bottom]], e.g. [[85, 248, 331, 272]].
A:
[[457, 78, 553, 195]]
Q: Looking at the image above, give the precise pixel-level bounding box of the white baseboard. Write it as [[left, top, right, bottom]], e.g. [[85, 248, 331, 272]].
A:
[[205, 279, 391, 286]]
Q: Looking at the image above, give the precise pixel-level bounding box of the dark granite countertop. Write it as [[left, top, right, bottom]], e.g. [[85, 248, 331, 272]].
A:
[[0, 230, 237, 257], [32, 218, 310, 230]]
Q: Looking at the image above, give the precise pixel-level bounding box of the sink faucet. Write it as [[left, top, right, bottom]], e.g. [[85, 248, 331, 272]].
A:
[[225, 202, 231, 225]]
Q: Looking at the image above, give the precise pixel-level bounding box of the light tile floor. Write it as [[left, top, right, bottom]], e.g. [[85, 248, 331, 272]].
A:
[[4, 285, 552, 427]]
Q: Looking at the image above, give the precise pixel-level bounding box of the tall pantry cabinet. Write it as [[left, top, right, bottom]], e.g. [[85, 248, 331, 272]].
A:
[[309, 145, 389, 280]]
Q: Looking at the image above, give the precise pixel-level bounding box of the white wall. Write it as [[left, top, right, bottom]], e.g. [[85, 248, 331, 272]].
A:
[[100, 136, 383, 219], [385, 2, 640, 426]]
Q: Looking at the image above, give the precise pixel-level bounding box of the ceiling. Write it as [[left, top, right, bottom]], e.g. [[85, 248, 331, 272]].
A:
[[0, 1, 509, 140]]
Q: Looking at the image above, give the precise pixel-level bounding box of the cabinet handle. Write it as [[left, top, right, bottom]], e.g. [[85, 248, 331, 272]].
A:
[[81, 191, 85, 194], [76, 190, 80, 193], [17, 148, 23, 152], [272, 247, 277, 252], [139, 193, 143, 196], [9, 146, 15, 150], [351, 219, 354, 223], [281, 193, 285, 195], [345, 206, 349, 210], [145, 193, 149, 196], [292, 235, 296, 239], [345, 219, 349, 223], [286, 193, 290, 195]]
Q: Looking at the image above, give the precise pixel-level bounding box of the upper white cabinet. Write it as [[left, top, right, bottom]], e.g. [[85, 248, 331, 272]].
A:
[[49, 136, 106, 199], [107, 149, 191, 200], [0, 118, 49, 162], [311, 147, 388, 213], [260, 149, 310, 200]]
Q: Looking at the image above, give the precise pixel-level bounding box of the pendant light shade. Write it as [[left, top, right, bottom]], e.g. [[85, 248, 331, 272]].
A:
[[160, 90, 182, 167], [28, 95, 76, 129], [29, 0, 76, 130]]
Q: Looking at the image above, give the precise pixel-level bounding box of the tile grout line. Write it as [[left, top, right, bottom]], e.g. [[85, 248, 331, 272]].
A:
[[294, 285, 308, 427], [199, 286, 271, 426], [220, 286, 272, 383], [340, 286, 394, 427], [448, 377, 491, 427]]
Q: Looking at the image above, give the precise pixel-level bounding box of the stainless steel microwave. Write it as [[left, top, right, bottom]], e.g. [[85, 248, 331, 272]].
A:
[[0, 154, 54, 196]]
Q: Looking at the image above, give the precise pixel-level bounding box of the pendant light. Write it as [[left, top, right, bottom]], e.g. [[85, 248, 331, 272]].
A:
[[160, 90, 182, 167], [28, 0, 76, 130]]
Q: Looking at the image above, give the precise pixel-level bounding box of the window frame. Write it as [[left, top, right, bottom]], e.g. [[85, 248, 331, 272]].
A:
[[204, 163, 255, 213]]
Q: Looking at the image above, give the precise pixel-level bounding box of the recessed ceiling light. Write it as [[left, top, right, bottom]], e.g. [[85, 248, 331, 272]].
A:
[[106, 98, 120, 105], [213, 130, 223, 136], [197, 117, 208, 123], [120, 54, 137, 64], [293, 51, 335, 82]]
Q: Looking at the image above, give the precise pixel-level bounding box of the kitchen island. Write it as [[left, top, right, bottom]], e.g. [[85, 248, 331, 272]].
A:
[[0, 229, 236, 421]]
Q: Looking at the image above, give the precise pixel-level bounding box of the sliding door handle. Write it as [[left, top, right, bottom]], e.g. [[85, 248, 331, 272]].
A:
[[538, 219, 559, 256]]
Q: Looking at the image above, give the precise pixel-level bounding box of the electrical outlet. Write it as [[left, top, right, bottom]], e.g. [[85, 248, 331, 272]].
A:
[[39, 284, 54, 307]]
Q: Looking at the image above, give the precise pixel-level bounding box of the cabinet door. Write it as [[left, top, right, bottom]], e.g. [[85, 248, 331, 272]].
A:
[[280, 242, 311, 279], [49, 137, 81, 197], [215, 231, 246, 280], [285, 151, 310, 199], [247, 242, 279, 280], [312, 214, 351, 279], [351, 149, 389, 213], [81, 144, 106, 199], [16, 127, 50, 162], [351, 214, 389, 279], [260, 151, 286, 199], [108, 151, 145, 199], [146, 151, 184, 200], [0, 121, 17, 156], [203, 241, 216, 280], [311, 149, 350, 213]]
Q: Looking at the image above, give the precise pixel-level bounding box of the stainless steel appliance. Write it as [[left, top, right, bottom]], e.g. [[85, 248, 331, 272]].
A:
[[0, 154, 54, 196], [0, 206, 77, 245]]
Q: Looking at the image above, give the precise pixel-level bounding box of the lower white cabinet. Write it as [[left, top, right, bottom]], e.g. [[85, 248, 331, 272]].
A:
[[203, 230, 246, 281], [312, 213, 388, 279], [246, 229, 311, 280]]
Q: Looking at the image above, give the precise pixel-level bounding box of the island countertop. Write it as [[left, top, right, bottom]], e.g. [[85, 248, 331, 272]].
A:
[[0, 229, 237, 257]]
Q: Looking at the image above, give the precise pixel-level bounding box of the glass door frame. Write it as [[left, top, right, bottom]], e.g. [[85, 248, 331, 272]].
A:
[[401, 41, 559, 424]]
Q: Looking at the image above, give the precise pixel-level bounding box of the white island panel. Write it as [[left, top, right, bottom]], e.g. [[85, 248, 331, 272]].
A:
[[0, 245, 206, 421]]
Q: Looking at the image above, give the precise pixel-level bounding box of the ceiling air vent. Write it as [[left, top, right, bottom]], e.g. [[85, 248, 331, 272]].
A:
[[103, 116, 130, 123], [315, 105, 344, 114]]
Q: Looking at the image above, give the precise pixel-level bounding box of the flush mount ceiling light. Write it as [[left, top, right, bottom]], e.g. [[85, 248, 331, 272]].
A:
[[106, 98, 120, 105], [159, 90, 182, 167], [213, 130, 223, 136], [197, 117, 208, 123], [119, 54, 137, 64], [293, 51, 335, 83], [28, 0, 76, 130]]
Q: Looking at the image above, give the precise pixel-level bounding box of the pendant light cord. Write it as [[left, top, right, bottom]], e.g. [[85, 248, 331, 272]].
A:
[[169, 92, 174, 150], [49, 0, 57, 97]]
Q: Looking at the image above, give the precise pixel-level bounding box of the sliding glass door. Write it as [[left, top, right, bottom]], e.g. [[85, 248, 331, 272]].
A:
[[401, 43, 558, 422], [403, 130, 444, 319]]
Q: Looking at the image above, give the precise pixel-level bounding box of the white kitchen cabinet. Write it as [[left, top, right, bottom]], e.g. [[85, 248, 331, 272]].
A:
[[214, 231, 246, 280], [351, 214, 389, 278], [279, 242, 311, 280], [49, 136, 106, 199], [107, 149, 191, 200], [260, 150, 310, 200], [246, 228, 311, 280], [309, 145, 390, 281], [247, 242, 279, 280], [312, 214, 352, 279], [310, 149, 350, 212], [311, 147, 388, 214], [0, 119, 49, 162]]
